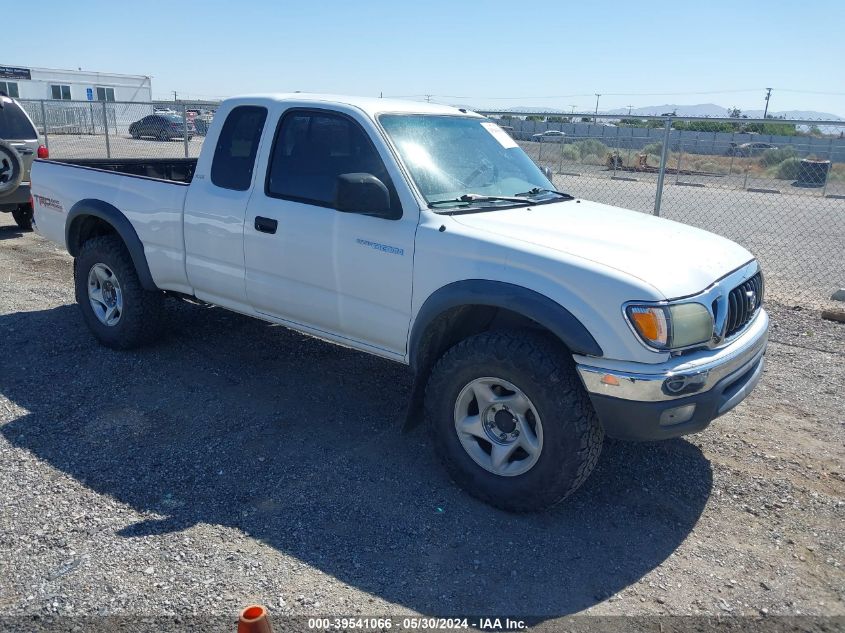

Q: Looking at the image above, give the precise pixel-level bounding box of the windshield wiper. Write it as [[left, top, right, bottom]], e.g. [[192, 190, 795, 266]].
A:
[[515, 187, 574, 200], [429, 193, 532, 209]]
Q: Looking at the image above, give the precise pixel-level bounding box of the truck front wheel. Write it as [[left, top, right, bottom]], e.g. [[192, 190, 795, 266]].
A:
[[73, 235, 164, 349], [425, 330, 603, 512]]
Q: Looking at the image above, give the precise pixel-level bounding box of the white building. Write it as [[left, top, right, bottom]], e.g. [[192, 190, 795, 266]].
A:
[[0, 64, 151, 103]]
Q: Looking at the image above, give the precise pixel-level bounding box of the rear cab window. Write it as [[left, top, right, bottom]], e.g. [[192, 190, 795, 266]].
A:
[[0, 98, 37, 139], [210, 105, 268, 191]]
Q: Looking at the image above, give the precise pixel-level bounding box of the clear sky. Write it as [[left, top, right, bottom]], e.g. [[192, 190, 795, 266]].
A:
[[5, 0, 845, 116]]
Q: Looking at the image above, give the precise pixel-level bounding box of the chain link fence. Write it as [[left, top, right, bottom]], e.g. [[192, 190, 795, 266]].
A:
[[17, 99, 845, 309], [18, 99, 219, 160], [482, 112, 845, 310]]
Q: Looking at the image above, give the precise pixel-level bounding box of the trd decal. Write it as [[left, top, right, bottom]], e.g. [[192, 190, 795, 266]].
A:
[[33, 195, 63, 212]]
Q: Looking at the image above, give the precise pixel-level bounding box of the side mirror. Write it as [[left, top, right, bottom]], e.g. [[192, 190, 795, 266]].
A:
[[335, 173, 392, 216]]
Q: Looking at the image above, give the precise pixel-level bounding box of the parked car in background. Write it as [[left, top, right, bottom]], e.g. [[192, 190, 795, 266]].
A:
[[531, 130, 566, 142], [727, 142, 778, 157], [0, 94, 48, 230], [129, 114, 196, 141], [193, 113, 214, 136]]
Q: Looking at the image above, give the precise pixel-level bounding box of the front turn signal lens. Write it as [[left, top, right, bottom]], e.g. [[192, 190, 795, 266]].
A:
[[627, 306, 669, 348], [626, 302, 714, 350]]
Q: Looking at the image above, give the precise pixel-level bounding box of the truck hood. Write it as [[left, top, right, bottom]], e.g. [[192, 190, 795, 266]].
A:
[[450, 199, 753, 299]]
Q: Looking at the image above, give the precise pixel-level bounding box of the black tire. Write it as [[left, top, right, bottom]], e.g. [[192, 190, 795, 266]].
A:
[[74, 235, 165, 349], [12, 204, 33, 231], [425, 330, 603, 512]]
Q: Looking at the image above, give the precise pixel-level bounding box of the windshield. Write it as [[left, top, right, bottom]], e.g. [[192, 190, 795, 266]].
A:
[[379, 114, 554, 208]]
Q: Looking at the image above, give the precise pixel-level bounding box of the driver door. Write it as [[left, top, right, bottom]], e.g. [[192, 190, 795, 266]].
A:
[[244, 107, 417, 357]]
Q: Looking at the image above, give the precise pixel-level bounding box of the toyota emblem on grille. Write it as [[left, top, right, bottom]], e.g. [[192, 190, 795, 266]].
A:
[[746, 289, 757, 311]]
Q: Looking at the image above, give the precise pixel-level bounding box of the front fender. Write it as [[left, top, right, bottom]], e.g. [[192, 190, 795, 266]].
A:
[[408, 279, 602, 369]]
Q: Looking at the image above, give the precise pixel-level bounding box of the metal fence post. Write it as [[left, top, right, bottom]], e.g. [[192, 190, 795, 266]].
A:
[[653, 118, 672, 216], [728, 131, 735, 176], [675, 138, 683, 184], [102, 101, 111, 158], [558, 138, 565, 174], [822, 136, 835, 197], [40, 100, 49, 149], [182, 103, 189, 158], [612, 126, 620, 177]]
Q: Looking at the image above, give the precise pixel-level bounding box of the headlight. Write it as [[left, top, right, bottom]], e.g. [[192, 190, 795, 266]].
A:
[[626, 302, 713, 350]]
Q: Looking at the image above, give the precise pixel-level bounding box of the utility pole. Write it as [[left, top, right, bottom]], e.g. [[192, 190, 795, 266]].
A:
[[627, 104, 634, 115], [594, 93, 601, 123], [569, 105, 577, 115], [763, 87, 772, 119], [425, 94, 432, 103], [172, 91, 177, 103]]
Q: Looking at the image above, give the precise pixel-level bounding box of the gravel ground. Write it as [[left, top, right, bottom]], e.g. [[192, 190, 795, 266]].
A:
[[0, 214, 843, 630]]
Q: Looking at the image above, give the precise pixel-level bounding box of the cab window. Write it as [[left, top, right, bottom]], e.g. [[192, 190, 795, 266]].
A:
[[211, 106, 268, 191]]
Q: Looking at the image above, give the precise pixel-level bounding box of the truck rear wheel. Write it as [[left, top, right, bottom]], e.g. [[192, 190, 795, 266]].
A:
[[74, 235, 164, 349], [425, 330, 603, 512]]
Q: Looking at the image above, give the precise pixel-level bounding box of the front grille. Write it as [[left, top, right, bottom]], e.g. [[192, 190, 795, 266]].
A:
[[725, 272, 764, 337]]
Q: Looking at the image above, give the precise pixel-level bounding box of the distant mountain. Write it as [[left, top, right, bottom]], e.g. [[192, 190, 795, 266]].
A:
[[605, 103, 728, 117], [480, 102, 843, 121], [743, 109, 842, 121]]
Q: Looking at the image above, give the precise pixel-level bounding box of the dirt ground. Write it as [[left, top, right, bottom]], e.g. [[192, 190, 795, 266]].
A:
[[0, 213, 842, 631]]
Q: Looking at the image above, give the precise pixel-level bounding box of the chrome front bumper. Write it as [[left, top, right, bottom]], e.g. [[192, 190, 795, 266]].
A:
[[577, 309, 768, 402], [575, 309, 769, 440]]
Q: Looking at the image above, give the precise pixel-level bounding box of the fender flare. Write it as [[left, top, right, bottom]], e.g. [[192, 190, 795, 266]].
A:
[[408, 279, 603, 371], [65, 199, 158, 291]]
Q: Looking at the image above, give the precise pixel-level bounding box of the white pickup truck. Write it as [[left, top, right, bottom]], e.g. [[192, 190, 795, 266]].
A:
[[32, 94, 768, 511]]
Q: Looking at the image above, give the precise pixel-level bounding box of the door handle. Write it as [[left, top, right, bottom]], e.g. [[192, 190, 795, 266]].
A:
[[254, 216, 278, 234]]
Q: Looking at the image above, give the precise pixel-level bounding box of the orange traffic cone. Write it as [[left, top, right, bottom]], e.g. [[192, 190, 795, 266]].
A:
[[238, 605, 272, 633]]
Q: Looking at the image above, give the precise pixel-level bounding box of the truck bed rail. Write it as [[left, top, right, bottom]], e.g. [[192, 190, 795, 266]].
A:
[[49, 158, 196, 184]]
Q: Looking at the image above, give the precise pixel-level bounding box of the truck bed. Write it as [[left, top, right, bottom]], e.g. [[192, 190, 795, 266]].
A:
[[32, 157, 194, 294], [53, 158, 197, 183]]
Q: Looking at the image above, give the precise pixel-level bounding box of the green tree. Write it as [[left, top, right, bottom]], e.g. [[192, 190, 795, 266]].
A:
[[673, 120, 737, 133], [743, 121, 796, 136]]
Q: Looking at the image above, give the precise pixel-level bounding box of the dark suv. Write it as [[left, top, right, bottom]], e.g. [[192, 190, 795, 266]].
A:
[[0, 94, 46, 230]]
